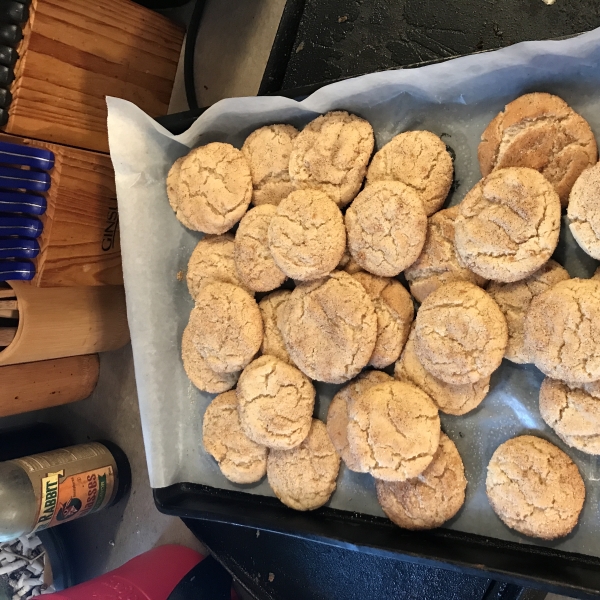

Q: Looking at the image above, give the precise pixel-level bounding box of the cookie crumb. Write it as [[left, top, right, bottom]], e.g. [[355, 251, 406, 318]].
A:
[[338, 15, 347, 22], [177, 270, 184, 281], [296, 41, 305, 53], [268, 573, 275, 582]]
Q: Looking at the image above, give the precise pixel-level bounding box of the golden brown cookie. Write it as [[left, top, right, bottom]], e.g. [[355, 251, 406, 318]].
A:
[[414, 281, 508, 385], [176, 142, 252, 234], [242, 124, 299, 206], [202, 390, 267, 484], [404, 206, 487, 303], [259, 290, 291, 363], [234, 205, 287, 292], [338, 250, 363, 274], [347, 380, 440, 481], [280, 271, 378, 383], [267, 419, 340, 511], [289, 111, 374, 207], [366, 130, 454, 216], [326, 370, 393, 471], [376, 433, 466, 530], [525, 278, 600, 384], [268, 189, 346, 281], [167, 156, 195, 230], [568, 162, 600, 259], [345, 181, 427, 277], [395, 328, 489, 416], [478, 93, 597, 206], [540, 377, 600, 455], [486, 435, 585, 540], [487, 260, 569, 364], [188, 281, 263, 374], [352, 271, 413, 368], [237, 355, 315, 450], [454, 168, 561, 283]]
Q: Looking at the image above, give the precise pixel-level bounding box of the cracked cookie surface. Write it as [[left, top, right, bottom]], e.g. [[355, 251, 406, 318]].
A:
[[242, 124, 298, 206], [524, 278, 600, 383], [167, 156, 195, 229], [176, 142, 252, 234], [267, 419, 340, 511], [259, 290, 291, 363], [414, 281, 508, 385], [289, 111, 374, 207], [268, 189, 346, 281], [366, 130, 454, 216], [376, 433, 466, 529], [202, 390, 267, 483], [568, 162, 600, 260], [280, 271, 377, 383], [455, 167, 561, 283], [486, 435, 585, 540], [347, 380, 440, 481], [345, 180, 427, 277], [237, 355, 315, 449], [478, 93, 597, 206]]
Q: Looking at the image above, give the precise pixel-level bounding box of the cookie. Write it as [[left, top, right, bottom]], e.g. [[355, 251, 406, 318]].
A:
[[181, 325, 239, 393], [479, 93, 597, 206], [366, 130, 454, 216], [234, 205, 287, 292], [345, 181, 427, 277], [486, 435, 585, 540], [267, 419, 340, 511], [524, 278, 600, 384], [347, 380, 440, 481], [352, 271, 413, 368], [176, 142, 252, 234], [289, 111, 374, 207], [280, 271, 378, 383], [338, 250, 363, 275], [414, 281, 508, 385], [259, 290, 291, 363], [568, 162, 600, 259], [268, 189, 346, 281], [454, 167, 561, 283], [186, 234, 251, 301], [188, 281, 263, 374], [376, 433, 466, 530], [202, 391, 267, 484], [487, 260, 569, 364], [237, 355, 314, 450], [326, 370, 393, 471], [167, 156, 195, 230], [395, 328, 489, 416], [242, 124, 298, 206], [404, 206, 487, 303]]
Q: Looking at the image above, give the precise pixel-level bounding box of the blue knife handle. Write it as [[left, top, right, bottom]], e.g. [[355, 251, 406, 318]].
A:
[[0, 238, 39, 259], [0, 216, 42, 238], [0, 166, 50, 192], [0, 260, 34, 281], [0, 141, 55, 171], [0, 192, 46, 215]]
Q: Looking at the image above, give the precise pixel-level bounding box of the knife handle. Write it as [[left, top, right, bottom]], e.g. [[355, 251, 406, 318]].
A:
[[0, 141, 54, 171], [0, 45, 17, 67], [0, 216, 43, 238], [0, 166, 51, 192], [0, 192, 46, 215], [0, 24, 22, 47], [0, 260, 34, 281], [0, 1, 28, 24], [0, 238, 39, 259]]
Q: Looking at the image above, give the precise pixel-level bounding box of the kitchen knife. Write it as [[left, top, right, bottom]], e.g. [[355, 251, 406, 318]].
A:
[[0, 65, 14, 87], [0, 166, 50, 192], [0, 238, 38, 259], [0, 24, 22, 47], [0, 45, 17, 67], [0, 192, 46, 215], [0, 1, 28, 24], [0, 216, 42, 238], [0, 142, 54, 171], [0, 260, 34, 281], [0, 88, 12, 108]]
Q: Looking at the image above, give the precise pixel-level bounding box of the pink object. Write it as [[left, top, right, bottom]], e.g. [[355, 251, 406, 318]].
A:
[[45, 544, 203, 600]]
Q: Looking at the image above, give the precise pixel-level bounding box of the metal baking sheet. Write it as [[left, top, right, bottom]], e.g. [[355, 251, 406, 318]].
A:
[[107, 28, 600, 558]]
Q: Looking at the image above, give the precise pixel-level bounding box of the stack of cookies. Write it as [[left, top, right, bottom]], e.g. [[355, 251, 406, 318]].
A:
[[167, 92, 600, 540]]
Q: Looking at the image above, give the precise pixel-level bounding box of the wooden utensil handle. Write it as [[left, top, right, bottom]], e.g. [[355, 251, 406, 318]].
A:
[[0, 300, 17, 310], [0, 309, 17, 318], [0, 326, 16, 346]]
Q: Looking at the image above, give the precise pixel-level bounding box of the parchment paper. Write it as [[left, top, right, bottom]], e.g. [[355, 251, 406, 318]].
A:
[[107, 28, 600, 556]]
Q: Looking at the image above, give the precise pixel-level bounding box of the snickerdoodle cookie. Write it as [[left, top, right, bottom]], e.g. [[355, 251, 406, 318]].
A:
[[366, 130, 454, 216], [345, 181, 427, 277], [486, 435, 585, 540], [289, 111, 374, 207], [280, 271, 377, 383], [167, 156, 195, 230], [405, 206, 487, 303], [202, 390, 267, 484], [568, 162, 600, 259], [242, 124, 298, 206], [175, 143, 252, 234], [479, 93, 597, 206], [525, 278, 600, 384], [454, 167, 561, 283], [237, 355, 314, 450], [267, 419, 340, 511], [258, 290, 291, 363], [414, 281, 508, 385], [188, 281, 263, 374], [376, 433, 466, 530], [352, 271, 413, 368], [268, 189, 346, 281], [326, 370, 393, 471], [347, 380, 440, 481]]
